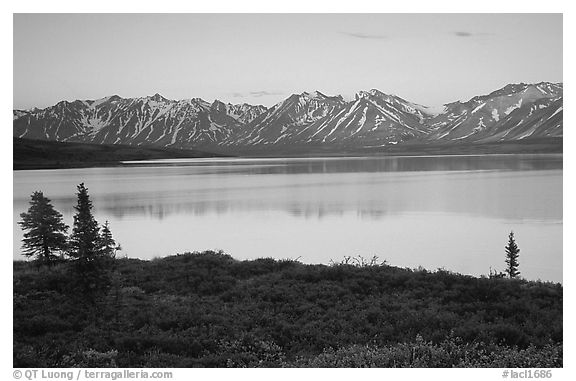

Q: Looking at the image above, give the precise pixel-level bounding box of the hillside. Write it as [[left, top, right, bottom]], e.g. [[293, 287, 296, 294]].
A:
[[13, 138, 225, 170], [13, 251, 563, 368], [230, 137, 563, 157]]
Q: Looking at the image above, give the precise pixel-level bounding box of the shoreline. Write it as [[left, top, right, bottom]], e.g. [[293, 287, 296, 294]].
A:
[[12, 250, 564, 285], [13, 137, 563, 171]]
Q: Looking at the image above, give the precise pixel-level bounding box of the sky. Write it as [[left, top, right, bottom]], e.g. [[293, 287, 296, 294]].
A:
[[13, 13, 563, 110]]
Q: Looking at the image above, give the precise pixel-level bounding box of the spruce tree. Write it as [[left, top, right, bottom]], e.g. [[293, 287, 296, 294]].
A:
[[69, 183, 101, 264], [18, 191, 68, 265], [98, 220, 120, 258], [505, 231, 521, 279], [69, 183, 112, 298]]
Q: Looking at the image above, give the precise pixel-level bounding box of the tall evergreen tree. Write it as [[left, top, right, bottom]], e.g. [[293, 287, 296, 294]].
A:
[[505, 231, 521, 279], [69, 183, 112, 298], [69, 183, 101, 264], [18, 191, 68, 265]]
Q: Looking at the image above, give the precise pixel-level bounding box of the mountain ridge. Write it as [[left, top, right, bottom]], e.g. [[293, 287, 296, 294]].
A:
[[14, 82, 562, 153]]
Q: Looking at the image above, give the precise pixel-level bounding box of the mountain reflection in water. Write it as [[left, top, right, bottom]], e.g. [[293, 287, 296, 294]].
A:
[[13, 155, 562, 282]]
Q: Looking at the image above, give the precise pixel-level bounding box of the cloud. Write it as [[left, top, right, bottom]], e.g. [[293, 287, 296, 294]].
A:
[[454, 31, 492, 37], [233, 91, 284, 98], [340, 31, 388, 40], [250, 91, 283, 97]]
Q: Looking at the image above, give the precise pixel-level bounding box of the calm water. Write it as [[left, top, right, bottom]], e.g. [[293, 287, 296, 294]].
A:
[[13, 155, 563, 282]]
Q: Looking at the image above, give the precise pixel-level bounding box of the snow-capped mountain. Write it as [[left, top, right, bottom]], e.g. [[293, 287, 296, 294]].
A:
[[228, 91, 347, 146], [426, 82, 563, 143], [13, 94, 267, 149], [13, 82, 562, 152], [285, 89, 431, 147]]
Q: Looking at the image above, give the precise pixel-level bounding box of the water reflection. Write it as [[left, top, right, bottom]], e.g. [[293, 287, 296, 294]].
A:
[[14, 156, 563, 223], [34, 170, 561, 222], [121, 154, 562, 174], [13, 155, 563, 282]]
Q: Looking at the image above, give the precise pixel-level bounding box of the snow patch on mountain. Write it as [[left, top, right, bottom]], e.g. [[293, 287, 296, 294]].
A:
[[492, 109, 500, 121], [549, 106, 563, 119], [505, 99, 523, 115], [79, 113, 110, 133], [413, 104, 446, 116], [353, 106, 368, 135], [472, 102, 486, 114]]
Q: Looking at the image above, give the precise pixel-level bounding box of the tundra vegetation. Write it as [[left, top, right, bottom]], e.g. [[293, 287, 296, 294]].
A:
[[15, 186, 562, 367], [14, 250, 562, 367]]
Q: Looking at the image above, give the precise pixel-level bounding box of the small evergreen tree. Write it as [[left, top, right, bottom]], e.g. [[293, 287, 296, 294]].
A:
[[98, 221, 121, 258], [18, 191, 68, 265], [505, 231, 521, 279]]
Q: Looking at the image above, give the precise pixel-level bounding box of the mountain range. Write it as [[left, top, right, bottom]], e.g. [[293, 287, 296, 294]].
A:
[[13, 82, 563, 154]]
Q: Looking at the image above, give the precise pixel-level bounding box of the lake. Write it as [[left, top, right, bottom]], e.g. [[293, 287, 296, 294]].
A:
[[13, 154, 563, 282]]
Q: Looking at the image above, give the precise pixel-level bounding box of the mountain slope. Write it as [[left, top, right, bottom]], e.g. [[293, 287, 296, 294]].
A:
[[228, 91, 346, 146], [14, 94, 267, 150], [13, 82, 563, 153], [425, 83, 562, 143]]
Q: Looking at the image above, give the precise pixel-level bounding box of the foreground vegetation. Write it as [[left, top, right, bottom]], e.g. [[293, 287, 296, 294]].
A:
[[13, 251, 562, 368]]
